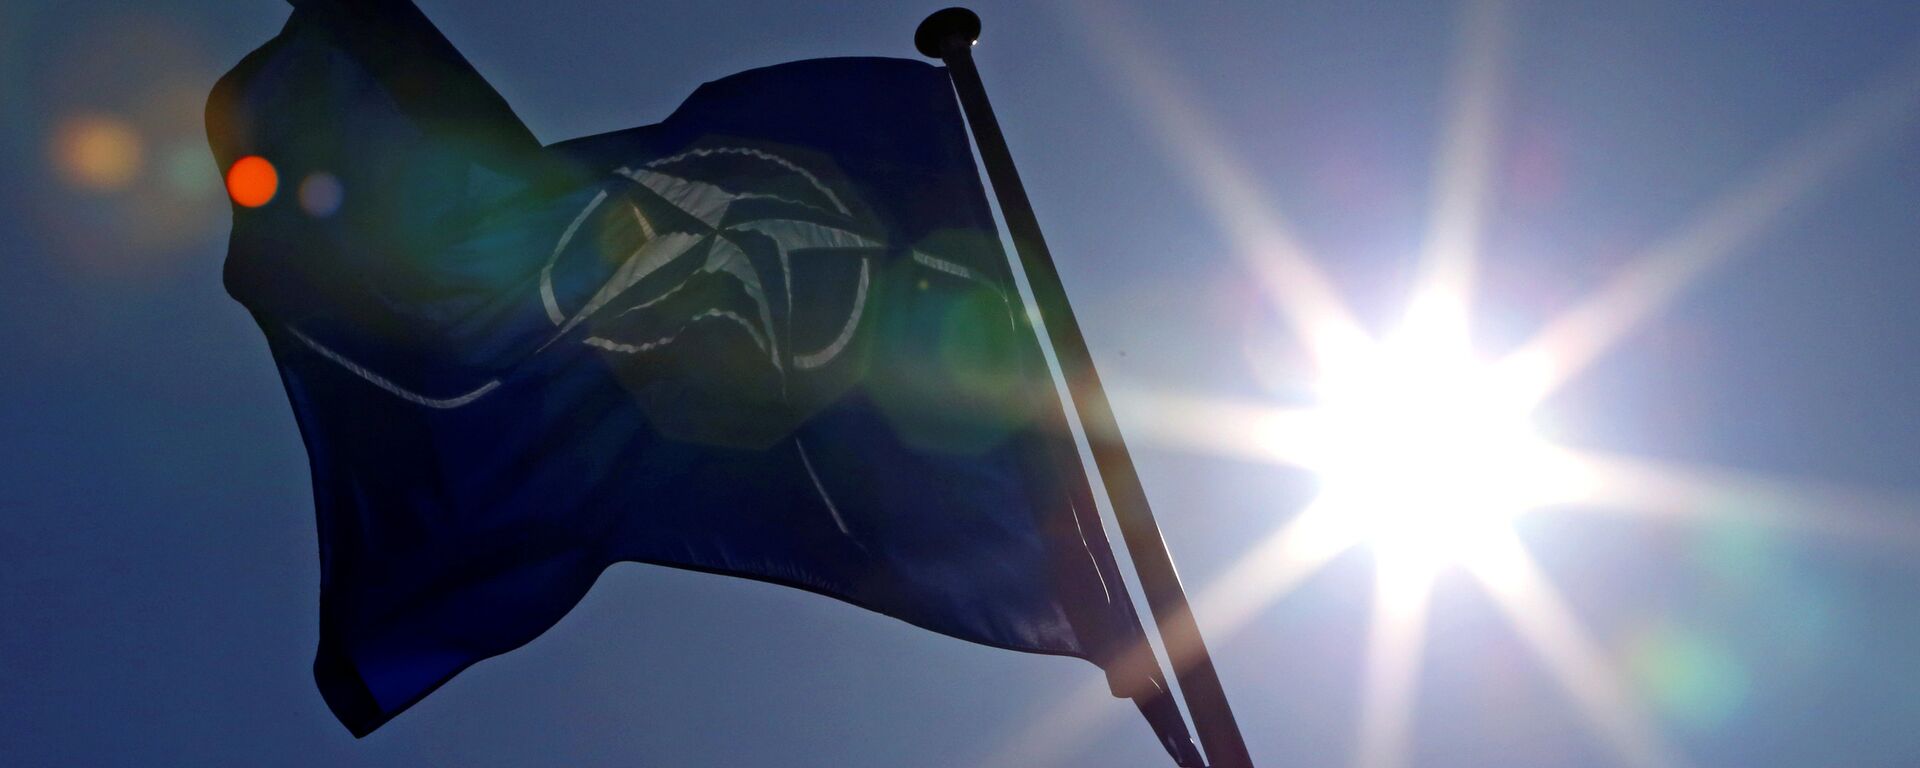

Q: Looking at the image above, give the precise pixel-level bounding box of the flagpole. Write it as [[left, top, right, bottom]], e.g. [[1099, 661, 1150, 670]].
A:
[[915, 9, 1254, 768]]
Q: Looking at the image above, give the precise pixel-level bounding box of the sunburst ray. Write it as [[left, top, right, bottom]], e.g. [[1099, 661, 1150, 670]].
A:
[[1412, 0, 1512, 328], [1114, 388, 1328, 469], [974, 493, 1366, 767], [1063, 0, 1369, 367], [1501, 41, 1920, 408], [1353, 560, 1437, 768], [1469, 532, 1685, 768], [1555, 449, 1920, 551]]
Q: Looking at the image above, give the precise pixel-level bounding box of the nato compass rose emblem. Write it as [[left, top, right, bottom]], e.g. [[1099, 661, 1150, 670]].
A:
[[537, 144, 1022, 449], [282, 142, 1022, 538]]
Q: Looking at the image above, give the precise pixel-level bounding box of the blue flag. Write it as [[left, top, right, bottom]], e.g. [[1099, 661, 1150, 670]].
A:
[[209, 2, 1199, 763]]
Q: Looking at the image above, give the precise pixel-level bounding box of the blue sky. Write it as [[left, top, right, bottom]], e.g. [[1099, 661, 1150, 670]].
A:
[[6, 1, 1920, 766]]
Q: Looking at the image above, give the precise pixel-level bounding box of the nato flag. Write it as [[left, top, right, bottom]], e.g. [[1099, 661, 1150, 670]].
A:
[[207, 1, 1199, 763]]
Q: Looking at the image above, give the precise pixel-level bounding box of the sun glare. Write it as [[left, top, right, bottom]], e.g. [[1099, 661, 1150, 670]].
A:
[[1293, 294, 1561, 582], [1029, 4, 1920, 767]]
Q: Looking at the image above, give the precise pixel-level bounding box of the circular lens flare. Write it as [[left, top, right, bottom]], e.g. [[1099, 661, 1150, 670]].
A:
[[298, 172, 343, 217], [51, 114, 144, 191], [226, 155, 278, 208]]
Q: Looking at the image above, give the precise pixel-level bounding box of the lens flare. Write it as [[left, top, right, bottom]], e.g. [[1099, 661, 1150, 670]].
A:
[[162, 143, 218, 199], [226, 155, 278, 208], [299, 172, 344, 217], [1627, 624, 1751, 732], [51, 114, 144, 191]]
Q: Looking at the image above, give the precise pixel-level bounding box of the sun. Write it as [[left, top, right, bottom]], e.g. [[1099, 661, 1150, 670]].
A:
[[1292, 293, 1570, 583], [1024, 3, 1920, 765]]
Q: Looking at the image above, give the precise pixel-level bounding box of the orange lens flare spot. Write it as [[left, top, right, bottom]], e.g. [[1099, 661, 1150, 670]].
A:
[[226, 155, 279, 208], [51, 115, 144, 191]]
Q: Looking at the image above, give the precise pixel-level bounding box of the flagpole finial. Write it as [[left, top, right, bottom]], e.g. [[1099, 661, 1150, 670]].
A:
[[915, 7, 981, 58]]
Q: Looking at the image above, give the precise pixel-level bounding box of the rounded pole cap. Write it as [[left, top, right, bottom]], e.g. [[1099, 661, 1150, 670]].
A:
[[915, 7, 981, 58]]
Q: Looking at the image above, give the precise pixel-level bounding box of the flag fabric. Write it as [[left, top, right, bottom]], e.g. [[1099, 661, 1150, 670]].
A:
[[207, 1, 1200, 763]]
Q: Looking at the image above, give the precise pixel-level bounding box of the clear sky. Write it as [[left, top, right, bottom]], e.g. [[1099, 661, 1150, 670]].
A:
[[6, 1, 1920, 766]]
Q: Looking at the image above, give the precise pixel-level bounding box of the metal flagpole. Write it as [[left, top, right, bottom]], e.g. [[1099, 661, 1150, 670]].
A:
[[914, 9, 1255, 768]]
